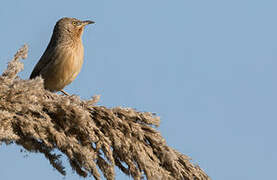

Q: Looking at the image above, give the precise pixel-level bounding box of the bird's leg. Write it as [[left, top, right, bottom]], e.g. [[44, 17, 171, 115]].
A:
[[61, 90, 70, 96]]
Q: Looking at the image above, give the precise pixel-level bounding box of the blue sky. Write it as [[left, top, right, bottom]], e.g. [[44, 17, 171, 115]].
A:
[[0, 0, 276, 179]]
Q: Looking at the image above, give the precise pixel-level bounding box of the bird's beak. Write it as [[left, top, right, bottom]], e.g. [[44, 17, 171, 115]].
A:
[[82, 20, 95, 26]]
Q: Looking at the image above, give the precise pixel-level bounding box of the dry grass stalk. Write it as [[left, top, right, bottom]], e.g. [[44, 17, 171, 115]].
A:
[[0, 45, 210, 180]]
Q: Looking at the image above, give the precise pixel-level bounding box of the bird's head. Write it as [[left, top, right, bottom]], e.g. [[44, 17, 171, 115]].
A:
[[53, 17, 94, 41]]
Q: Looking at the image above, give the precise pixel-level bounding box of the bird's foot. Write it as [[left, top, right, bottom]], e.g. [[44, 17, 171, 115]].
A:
[[61, 90, 70, 96]]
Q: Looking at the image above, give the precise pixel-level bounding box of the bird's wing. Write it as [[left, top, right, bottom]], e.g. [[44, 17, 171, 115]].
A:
[[30, 46, 56, 79]]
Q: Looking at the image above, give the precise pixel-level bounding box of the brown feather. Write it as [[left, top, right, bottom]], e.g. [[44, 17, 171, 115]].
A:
[[30, 17, 91, 92]]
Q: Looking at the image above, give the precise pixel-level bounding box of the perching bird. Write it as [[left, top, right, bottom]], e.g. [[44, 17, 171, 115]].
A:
[[30, 17, 94, 95]]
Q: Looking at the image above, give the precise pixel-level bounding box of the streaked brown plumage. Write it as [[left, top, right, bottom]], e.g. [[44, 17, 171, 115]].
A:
[[30, 17, 94, 94]]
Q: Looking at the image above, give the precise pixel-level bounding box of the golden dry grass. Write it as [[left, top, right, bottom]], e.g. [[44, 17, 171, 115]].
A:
[[0, 45, 210, 180]]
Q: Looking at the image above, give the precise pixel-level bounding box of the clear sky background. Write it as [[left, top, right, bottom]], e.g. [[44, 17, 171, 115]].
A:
[[0, 0, 276, 180]]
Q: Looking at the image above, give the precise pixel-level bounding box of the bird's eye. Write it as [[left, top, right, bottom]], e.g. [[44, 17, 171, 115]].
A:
[[72, 21, 78, 26]]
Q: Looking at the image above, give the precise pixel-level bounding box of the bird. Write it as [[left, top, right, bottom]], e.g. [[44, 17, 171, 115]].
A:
[[30, 17, 94, 95]]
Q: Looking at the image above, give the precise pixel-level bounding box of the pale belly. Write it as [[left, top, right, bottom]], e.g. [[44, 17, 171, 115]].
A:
[[42, 44, 84, 91]]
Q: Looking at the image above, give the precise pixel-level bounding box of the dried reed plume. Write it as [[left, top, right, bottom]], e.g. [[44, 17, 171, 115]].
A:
[[0, 45, 210, 180]]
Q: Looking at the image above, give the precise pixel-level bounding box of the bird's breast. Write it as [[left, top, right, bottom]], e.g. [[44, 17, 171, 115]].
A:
[[61, 43, 84, 84], [44, 42, 84, 91]]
